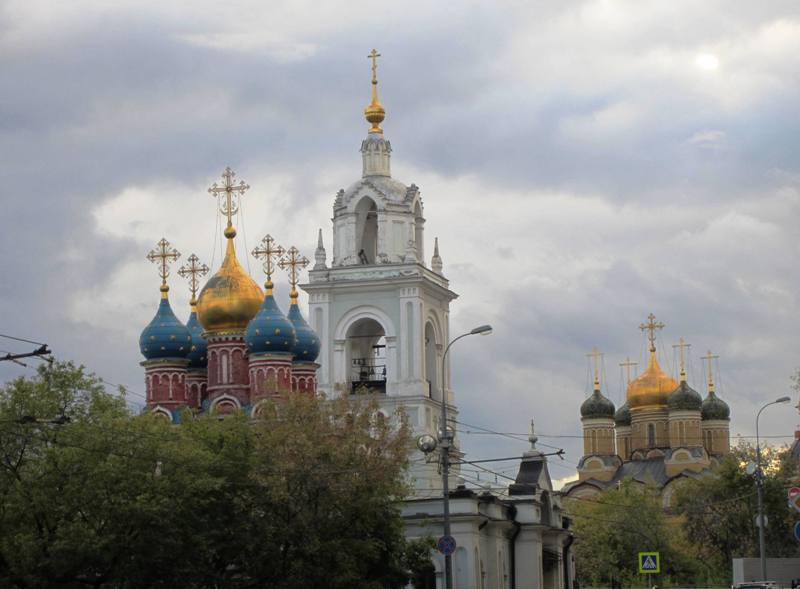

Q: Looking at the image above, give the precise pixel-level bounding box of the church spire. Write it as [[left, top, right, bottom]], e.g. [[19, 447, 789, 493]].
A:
[[672, 337, 691, 382], [364, 49, 385, 134], [639, 312, 665, 366], [146, 238, 180, 298], [361, 49, 392, 177], [587, 347, 603, 390], [701, 350, 719, 393]]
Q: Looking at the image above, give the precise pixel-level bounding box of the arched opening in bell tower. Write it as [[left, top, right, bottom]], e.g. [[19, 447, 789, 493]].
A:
[[355, 196, 378, 264], [424, 321, 438, 401], [346, 317, 386, 394]]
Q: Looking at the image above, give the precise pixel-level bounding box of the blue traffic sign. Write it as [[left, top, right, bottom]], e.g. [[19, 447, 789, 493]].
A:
[[793, 521, 800, 542], [638, 552, 660, 574], [437, 535, 457, 556]]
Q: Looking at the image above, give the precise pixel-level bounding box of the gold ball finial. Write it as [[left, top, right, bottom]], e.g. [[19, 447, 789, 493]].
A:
[[365, 49, 385, 134], [224, 226, 237, 239]]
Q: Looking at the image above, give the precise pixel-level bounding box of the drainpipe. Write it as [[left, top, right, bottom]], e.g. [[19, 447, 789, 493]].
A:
[[510, 508, 521, 589], [562, 533, 575, 589]]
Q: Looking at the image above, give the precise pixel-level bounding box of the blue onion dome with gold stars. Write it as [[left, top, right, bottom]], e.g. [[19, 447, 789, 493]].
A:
[[614, 402, 631, 426], [139, 287, 192, 360], [668, 380, 702, 411], [701, 391, 730, 420], [185, 310, 207, 368], [245, 286, 297, 356], [287, 302, 320, 362], [580, 388, 615, 419]]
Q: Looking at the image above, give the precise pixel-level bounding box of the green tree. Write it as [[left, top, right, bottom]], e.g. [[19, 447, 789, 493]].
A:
[[0, 361, 426, 588], [673, 442, 800, 584], [566, 481, 699, 587]]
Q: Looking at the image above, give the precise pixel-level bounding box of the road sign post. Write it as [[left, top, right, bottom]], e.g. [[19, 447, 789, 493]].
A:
[[437, 535, 457, 557], [638, 552, 660, 574], [793, 522, 800, 542]]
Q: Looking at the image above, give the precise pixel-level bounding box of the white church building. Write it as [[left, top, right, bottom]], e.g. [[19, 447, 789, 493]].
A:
[[300, 53, 575, 589]]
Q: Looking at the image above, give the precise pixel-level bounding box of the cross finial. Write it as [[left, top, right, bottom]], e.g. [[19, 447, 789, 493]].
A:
[[700, 350, 719, 393], [208, 167, 250, 238], [620, 356, 638, 386], [364, 49, 386, 134], [672, 337, 691, 381], [368, 49, 381, 83], [278, 246, 310, 304], [252, 234, 285, 293], [639, 313, 665, 353], [529, 420, 538, 449], [587, 347, 603, 389], [178, 253, 209, 306], [146, 238, 181, 297]]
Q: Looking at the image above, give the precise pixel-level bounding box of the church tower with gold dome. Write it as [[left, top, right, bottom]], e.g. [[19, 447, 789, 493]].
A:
[[565, 314, 731, 507]]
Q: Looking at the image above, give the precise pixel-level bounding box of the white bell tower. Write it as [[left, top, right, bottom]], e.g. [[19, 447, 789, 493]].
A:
[[301, 51, 459, 491]]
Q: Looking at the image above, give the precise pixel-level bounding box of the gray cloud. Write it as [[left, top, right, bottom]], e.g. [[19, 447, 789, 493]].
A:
[[2, 0, 799, 480]]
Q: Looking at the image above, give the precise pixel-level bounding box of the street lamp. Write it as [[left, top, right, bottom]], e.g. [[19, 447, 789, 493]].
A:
[[755, 395, 791, 580], [439, 324, 492, 589]]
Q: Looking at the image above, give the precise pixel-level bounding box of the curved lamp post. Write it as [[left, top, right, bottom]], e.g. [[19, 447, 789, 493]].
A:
[[439, 324, 492, 589], [755, 395, 791, 580]]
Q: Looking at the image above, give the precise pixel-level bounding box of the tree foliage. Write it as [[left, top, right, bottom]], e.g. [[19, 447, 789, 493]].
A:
[[0, 361, 427, 588], [567, 481, 699, 587], [673, 442, 800, 583]]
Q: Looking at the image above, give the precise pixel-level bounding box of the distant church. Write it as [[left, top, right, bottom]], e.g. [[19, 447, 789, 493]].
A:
[[137, 51, 575, 589], [562, 315, 732, 507]]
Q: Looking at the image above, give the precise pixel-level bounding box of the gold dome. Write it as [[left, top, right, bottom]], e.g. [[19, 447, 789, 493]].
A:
[[197, 235, 263, 334], [627, 351, 679, 409]]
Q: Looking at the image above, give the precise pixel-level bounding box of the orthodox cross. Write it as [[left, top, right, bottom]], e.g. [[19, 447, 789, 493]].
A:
[[368, 48, 381, 84], [208, 167, 250, 234], [672, 337, 691, 380], [252, 234, 285, 291], [701, 350, 719, 392], [639, 313, 664, 353], [278, 246, 310, 303], [178, 254, 209, 306], [146, 238, 180, 294], [587, 347, 603, 389], [619, 357, 638, 385]]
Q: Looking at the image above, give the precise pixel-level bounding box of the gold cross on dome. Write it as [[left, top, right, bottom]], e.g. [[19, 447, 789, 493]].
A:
[[672, 337, 691, 380], [178, 253, 209, 306], [368, 49, 381, 83], [701, 350, 719, 393], [146, 238, 181, 294], [619, 357, 638, 385], [586, 347, 603, 389], [252, 234, 285, 290], [278, 246, 310, 303], [639, 313, 665, 353], [208, 167, 250, 233]]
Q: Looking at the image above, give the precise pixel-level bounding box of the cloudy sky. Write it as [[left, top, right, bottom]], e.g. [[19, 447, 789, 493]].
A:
[[2, 0, 799, 486]]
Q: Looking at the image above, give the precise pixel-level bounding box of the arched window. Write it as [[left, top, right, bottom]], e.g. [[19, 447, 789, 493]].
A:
[[355, 196, 378, 264], [647, 423, 656, 447], [424, 321, 438, 400]]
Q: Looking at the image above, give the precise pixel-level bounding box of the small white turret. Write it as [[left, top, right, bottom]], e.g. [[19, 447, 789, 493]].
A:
[[431, 237, 443, 274], [314, 228, 327, 270]]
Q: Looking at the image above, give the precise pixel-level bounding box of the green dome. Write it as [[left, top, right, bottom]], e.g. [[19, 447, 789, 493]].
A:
[[701, 391, 730, 420], [614, 402, 631, 426], [668, 381, 702, 411], [581, 389, 615, 419]]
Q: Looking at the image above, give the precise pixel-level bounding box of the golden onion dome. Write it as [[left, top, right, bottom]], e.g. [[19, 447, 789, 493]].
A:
[[627, 351, 679, 409], [197, 231, 263, 334]]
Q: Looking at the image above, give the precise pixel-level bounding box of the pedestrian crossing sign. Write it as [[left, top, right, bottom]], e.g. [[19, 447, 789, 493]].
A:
[[638, 552, 660, 574]]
